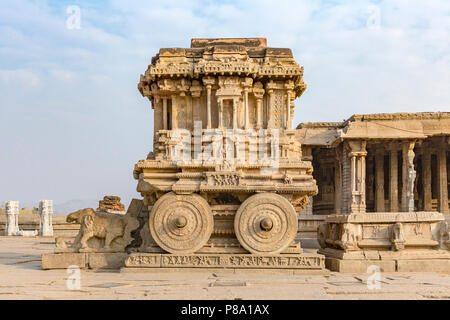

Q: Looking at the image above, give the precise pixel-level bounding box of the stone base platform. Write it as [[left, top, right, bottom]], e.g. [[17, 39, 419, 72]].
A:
[[320, 248, 450, 273], [42, 252, 326, 272], [42, 252, 128, 270], [123, 253, 325, 271]]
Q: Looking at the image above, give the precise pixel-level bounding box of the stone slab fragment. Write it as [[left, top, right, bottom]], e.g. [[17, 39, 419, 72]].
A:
[[396, 259, 450, 272], [125, 253, 325, 270], [42, 253, 87, 270], [325, 257, 396, 273], [88, 253, 128, 269]]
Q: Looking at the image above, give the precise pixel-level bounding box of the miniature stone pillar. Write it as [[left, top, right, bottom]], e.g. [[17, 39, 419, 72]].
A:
[[202, 77, 215, 129], [206, 85, 212, 129], [218, 99, 223, 129], [346, 140, 367, 214], [284, 81, 294, 130], [162, 97, 168, 130], [244, 88, 249, 130], [190, 81, 202, 123], [5, 201, 19, 236], [422, 149, 432, 211], [286, 91, 292, 130], [267, 89, 273, 128], [256, 97, 263, 129], [401, 140, 416, 212], [375, 150, 385, 212], [38, 200, 53, 236], [388, 145, 399, 212], [171, 94, 177, 130], [334, 155, 342, 214], [232, 98, 238, 129], [438, 137, 449, 213], [253, 83, 264, 130]]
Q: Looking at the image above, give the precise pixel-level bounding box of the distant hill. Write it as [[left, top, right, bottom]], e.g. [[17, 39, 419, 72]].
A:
[[53, 199, 98, 214]]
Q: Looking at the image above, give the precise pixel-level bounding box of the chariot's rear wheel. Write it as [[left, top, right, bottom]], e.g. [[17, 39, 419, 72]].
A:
[[234, 193, 298, 254], [149, 192, 213, 254]]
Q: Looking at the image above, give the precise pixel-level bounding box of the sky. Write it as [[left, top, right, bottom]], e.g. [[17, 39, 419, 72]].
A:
[[0, 0, 449, 211]]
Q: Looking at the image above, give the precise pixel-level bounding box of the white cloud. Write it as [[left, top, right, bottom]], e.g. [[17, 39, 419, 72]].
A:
[[0, 0, 449, 207]]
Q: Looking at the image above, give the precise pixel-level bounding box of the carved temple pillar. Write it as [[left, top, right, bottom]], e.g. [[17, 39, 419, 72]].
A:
[[256, 97, 263, 129], [162, 97, 168, 130], [334, 149, 342, 215], [267, 89, 273, 128], [232, 98, 238, 129], [346, 140, 367, 214], [401, 140, 416, 212], [375, 149, 385, 212], [244, 88, 250, 129], [218, 99, 223, 129], [388, 144, 399, 212], [190, 81, 202, 124], [422, 147, 432, 211], [206, 85, 212, 129], [438, 137, 449, 213], [253, 82, 265, 130], [171, 94, 177, 130], [202, 77, 215, 129], [286, 91, 292, 130]]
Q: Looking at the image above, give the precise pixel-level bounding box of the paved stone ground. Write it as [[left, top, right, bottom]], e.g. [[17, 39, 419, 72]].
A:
[[0, 237, 449, 300]]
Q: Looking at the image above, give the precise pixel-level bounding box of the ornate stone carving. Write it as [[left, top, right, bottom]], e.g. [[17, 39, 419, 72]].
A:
[[4, 201, 19, 236], [211, 173, 240, 186], [391, 222, 406, 251], [234, 193, 298, 254], [64, 199, 142, 253], [125, 253, 324, 269], [149, 193, 213, 254], [38, 200, 53, 236]]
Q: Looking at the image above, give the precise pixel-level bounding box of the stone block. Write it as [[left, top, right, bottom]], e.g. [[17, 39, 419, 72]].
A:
[[396, 259, 450, 272], [88, 253, 128, 269], [325, 257, 396, 273], [42, 253, 87, 270]]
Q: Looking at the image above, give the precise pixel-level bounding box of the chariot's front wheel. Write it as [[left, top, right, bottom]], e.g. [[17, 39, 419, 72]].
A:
[[234, 193, 298, 254], [149, 192, 213, 254]]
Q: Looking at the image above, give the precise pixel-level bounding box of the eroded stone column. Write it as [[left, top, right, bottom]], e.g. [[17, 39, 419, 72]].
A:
[[244, 88, 249, 129], [389, 145, 399, 212], [422, 149, 432, 211], [232, 98, 238, 129], [162, 97, 168, 130], [203, 77, 215, 129], [347, 140, 367, 213], [5, 201, 19, 236], [38, 200, 53, 236], [171, 94, 177, 130], [218, 99, 223, 129], [402, 140, 416, 212], [267, 89, 273, 128], [334, 152, 342, 215], [375, 149, 385, 212], [438, 137, 449, 213], [253, 83, 265, 130], [286, 91, 292, 130]]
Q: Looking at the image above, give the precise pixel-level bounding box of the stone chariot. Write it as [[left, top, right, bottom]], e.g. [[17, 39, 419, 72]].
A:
[[133, 38, 318, 257]]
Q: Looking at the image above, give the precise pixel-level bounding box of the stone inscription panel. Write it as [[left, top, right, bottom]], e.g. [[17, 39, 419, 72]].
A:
[[125, 253, 324, 269]]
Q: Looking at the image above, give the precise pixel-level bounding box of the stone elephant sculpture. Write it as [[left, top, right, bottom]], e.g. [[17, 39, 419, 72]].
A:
[[67, 208, 127, 251]]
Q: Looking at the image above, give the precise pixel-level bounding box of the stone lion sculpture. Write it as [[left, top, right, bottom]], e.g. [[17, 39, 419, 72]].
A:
[[67, 208, 127, 251]]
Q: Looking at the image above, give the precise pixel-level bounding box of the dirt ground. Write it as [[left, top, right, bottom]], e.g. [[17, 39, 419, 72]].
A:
[[0, 237, 449, 300]]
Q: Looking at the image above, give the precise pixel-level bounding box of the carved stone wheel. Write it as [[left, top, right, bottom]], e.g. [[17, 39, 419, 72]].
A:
[[234, 193, 298, 254], [149, 192, 213, 254]]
